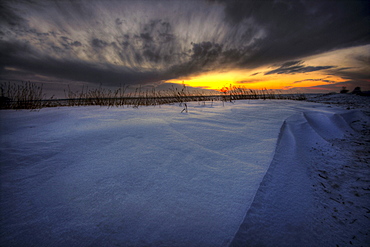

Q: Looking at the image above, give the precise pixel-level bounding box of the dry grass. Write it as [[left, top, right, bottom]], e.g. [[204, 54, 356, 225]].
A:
[[0, 82, 306, 110], [0, 82, 54, 109]]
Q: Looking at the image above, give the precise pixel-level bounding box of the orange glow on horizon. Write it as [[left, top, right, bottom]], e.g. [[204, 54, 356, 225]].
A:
[[165, 69, 346, 92]]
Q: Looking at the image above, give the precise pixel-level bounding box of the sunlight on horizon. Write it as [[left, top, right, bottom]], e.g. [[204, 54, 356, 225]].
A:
[[167, 69, 346, 91], [166, 45, 369, 92]]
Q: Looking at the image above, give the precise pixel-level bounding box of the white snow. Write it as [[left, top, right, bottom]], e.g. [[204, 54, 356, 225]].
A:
[[1, 99, 369, 246]]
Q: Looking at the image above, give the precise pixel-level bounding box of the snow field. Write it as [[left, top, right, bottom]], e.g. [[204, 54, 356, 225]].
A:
[[1, 100, 369, 246]]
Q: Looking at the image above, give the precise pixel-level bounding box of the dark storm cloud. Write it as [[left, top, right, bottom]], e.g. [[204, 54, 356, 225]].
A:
[[0, 0, 369, 89], [221, 0, 370, 68], [265, 60, 335, 75], [165, 41, 239, 78], [191, 42, 223, 67], [0, 2, 25, 26], [133, 19, 180, 65], [0, 40, 163, 86]]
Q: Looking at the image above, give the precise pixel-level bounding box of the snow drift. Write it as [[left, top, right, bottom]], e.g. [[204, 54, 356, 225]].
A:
[[231, 109, 370, 247]]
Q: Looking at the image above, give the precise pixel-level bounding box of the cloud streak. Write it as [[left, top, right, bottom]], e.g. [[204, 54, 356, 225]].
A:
[[293, 78, 337, 84], [265, 61, 335, 75]]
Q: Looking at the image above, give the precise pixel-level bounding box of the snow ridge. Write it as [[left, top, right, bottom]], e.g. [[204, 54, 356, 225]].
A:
[[230, 109, 370, 247]]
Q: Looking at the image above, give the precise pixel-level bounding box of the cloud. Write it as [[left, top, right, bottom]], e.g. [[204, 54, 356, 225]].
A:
[[278, 61, 302, 68], [221, 0, 370, 68], [292, 66, 370, 91], [92, 39, 109, 49], [139, 33, 153, 43], [115, 18, 123, 26], [71, 41, 82, 47], [191, 42, 222, 65], [264, 60, 335, 75], [236, 78, 264, 85], [293, 78, 337, 84], [299, 79, 370, 93], [143, 49, 161, 63], [0, 2, 26, 26], [0, 40, 164, 86], [0, 0, 368, 90], [329, 67, 370, 83], [355, 55, 370, 66], [165, 41, 246, 78]]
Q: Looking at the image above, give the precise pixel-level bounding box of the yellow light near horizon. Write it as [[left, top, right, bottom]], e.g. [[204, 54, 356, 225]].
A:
[[166, 69, 345, 92], [167, 70, 247, 90]]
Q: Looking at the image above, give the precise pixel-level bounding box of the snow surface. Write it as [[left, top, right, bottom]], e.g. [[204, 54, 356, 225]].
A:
[[1, 99, 369, 246]]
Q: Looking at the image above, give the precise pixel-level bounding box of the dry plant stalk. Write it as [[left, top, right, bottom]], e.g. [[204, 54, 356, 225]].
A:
[[0, 82, 306, 110]]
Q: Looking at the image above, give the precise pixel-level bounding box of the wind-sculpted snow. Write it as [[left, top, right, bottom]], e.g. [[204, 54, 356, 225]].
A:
[[231, 109, 370, 247], [1, 100, 368, 246]]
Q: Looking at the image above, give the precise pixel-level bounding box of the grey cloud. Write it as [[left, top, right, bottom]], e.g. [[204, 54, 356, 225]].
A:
[[166, 42, 224, 78], [0, 40, 164, 86], [71, 41, 82, 47], [293, 78, 337, 84], [139, 33, 153, 43], [333, 67, 353, 72], [220, 0, 370, 68], [61, 36, 70, 42], [92, 38, 108, 48], [120, 41, 130, 49], [126, 19, 181, 66], [293, 67, 370, 91], [278, 61, 302, 68], [236, 78, 264, 84], [165, 41, 249, 78], [115, 18, 123, 25], [137, 19, 176, 47], [60, 36, 82, 49], [35, 31, 50, 37], [265, 61, 335, 75], [159, 33, 174, 43], [143, 49, 161, 63], [355, 55, 370, 65], [0, 2, 26, 26], [329, 68, 370, 82], [52, 45, 64, 53], [220, 48, 245, 66], [191, 42, 222, 61]]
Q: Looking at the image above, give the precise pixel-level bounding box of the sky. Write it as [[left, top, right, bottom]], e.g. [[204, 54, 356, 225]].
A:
[[0, 0, 369, 97]]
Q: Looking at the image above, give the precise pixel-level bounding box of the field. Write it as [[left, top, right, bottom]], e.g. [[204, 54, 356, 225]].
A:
[[1, 94, 369, 246]]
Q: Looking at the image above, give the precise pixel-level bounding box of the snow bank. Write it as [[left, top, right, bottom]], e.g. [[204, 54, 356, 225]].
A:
[[1, 99, 369, 246], [231, 108, 370, 246]]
